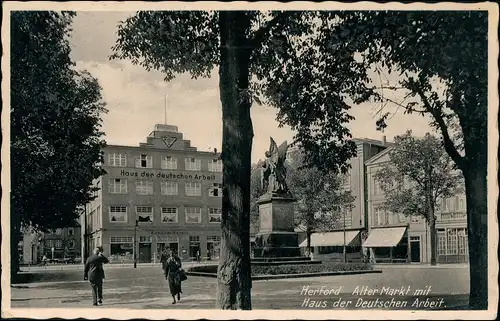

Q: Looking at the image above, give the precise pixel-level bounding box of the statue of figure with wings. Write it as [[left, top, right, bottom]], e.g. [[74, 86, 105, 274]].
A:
[[261, 137, 290, 195]]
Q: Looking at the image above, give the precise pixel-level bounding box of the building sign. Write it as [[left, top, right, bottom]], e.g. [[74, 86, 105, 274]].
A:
[[120, 170, 216, 181], [161, 136, 177, 148]]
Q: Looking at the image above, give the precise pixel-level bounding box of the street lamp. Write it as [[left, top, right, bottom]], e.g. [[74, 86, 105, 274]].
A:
[[134, 219, 138, 268]]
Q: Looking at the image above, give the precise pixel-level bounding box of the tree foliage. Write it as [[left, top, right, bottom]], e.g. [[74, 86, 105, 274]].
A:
[[286, 149, 354, 237], [325, 11, 487, 309], [111, 11, 362, 309], [375, 131, 463, 219], [110, 11, 359, 172], [11, 11, 107, 275]]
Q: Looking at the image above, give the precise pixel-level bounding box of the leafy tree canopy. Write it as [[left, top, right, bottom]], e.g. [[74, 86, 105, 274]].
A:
[[374, 131, 463, 221], [11, 11, 107, 232], [111, 11, 364, 173], [286, 149, 355, 232], [323, 11, 487, 171]]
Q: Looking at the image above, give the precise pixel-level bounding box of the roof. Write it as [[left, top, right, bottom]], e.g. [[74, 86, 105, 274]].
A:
[[352, 137, 391, 148], [364, 146, 394, 166]]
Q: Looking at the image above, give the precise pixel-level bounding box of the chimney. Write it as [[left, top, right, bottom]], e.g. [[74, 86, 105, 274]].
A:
[[382, 135, 387, 146]]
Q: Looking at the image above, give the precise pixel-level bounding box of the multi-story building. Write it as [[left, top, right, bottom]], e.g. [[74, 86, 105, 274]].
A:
[[20, 226, 81, 264], [364, 146, 468, 264], [82, 124, 223, 263], [298, 137, 388, 261]]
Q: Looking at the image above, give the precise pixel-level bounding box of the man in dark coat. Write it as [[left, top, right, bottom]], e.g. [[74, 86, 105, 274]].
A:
[[84, 247, 109, 306]]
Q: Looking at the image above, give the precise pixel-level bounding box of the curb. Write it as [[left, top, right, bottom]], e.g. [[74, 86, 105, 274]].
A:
[[186, 269, 382, 280]]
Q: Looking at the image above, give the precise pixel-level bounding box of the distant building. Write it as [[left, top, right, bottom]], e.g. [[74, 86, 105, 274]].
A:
[[20, 226, 81, 264], [364, 146, 468, 264], [298, 137, 389, 262], [82, 124, 223, 263]]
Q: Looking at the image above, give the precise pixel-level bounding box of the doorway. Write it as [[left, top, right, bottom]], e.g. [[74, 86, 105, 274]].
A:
[[410, 236, 421, 263]]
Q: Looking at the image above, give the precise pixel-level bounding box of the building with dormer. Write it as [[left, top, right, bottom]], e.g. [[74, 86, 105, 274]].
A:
[[82, 124, 223, 263], [364, 146, 468, 264]]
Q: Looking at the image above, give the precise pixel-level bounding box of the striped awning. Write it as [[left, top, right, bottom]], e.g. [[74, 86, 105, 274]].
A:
[[299, 230, 360, 247], [362, 227, 407, 248]]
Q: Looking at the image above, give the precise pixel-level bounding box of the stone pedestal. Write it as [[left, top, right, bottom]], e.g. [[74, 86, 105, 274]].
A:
[[253, 193, 301, 258]]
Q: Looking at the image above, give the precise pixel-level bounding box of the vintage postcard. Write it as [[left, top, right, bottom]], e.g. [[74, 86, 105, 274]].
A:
[[1, 1, 498, 320]]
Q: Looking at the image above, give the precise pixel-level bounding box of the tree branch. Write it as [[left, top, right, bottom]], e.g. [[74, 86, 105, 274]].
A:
[[414, 86, 465, 170], [248, 11, 295, 49]]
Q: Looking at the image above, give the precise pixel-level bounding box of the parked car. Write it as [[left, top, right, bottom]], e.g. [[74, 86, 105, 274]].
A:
[[62, 257, 75, 264]]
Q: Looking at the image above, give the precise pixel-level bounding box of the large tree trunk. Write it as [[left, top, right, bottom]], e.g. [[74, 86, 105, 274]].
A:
[[464, 166, 488, 310], [428, 217, 437, 266], [216, 11, 253, 310]]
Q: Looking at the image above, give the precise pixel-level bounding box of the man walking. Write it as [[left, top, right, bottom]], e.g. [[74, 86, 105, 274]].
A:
[[84, 247, 109, 306]]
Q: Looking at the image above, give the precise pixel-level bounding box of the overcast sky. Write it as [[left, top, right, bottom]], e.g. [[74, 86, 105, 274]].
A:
[[69, 11, 434, 163]]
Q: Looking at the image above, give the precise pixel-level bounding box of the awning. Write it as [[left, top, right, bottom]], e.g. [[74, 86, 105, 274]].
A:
[[299, 230, 360, 247], [362, 227, 407, 248]]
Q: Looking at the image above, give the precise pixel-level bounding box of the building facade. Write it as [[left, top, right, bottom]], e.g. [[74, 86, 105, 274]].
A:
[[298, 137, 388, 262], [20, 226, 81, 264], [364, 147, 468, 264], [82, 124, 223, 263]]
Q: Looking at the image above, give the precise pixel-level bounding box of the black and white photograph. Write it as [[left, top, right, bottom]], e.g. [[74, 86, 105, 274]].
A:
[[1, 1, 498, 319]]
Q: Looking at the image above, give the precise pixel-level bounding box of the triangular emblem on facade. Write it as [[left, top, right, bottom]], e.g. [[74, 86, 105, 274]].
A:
[[161, 136, 177, 148]]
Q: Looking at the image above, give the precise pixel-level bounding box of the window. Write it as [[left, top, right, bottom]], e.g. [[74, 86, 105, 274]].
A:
[[110, 236, 133, 258], [374, 207, 387, 226], [136, 154, 153, 168], [136, 206, 153, 223], [136, 180, 154, 195], [109, 178, 128, 194], [96, 206, 102, 229], [189, 236, 201, 258], [207, 235, 221, 258], [45, 239, 55, 248], [55, 239, 63, 249], [68, 228, 74, 236], [373, 178, 383, 195], [161, 207, 178, 223], [208, 158, 223, 172], [108, 153, 127, 167], [185, 182, 202, 196], [139, 236, 152, 243], [458, 228, 468, 255], [110, 236, 133, 243], [458, 197, 466, 211], [55, 228, 63, 236], [185, 157, 201, 171], [447, 229, 458, 255], [437, 229, 446, 255], [109, 206, 128, 223], [161, 155, 178, 169], [68, 240, 75, 249], [209, 183, 222, 197], [161, 181, 178, 195], [411, 216, 420, 223], [208, 208, 222, 223], [185, 207, 202, 223]]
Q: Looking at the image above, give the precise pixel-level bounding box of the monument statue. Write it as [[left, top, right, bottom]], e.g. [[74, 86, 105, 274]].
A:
[[254, 138, 301, 258], [261, 137, 290, 195]]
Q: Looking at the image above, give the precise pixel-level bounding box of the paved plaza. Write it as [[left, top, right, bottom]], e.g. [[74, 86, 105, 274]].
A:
[[10, 264, 469, 310]]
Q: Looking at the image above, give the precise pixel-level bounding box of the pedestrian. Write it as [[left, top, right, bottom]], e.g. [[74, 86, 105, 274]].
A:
[[160, 249, 169, 271], [84, 247, 109, 306], [163, 249, 183, 304], [42, 255, 47, 266], [196, 250, 201, 263]]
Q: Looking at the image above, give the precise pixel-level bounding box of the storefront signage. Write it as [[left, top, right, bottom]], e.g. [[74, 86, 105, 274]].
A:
[[120, 170, 216, 181]]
